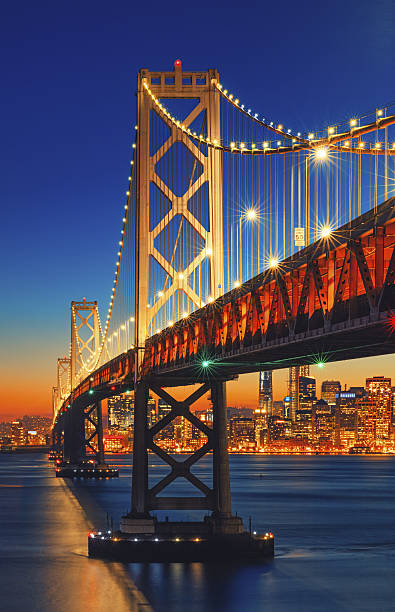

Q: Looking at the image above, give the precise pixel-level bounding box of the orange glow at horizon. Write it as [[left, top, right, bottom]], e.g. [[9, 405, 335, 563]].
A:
[[1, 347, 394, 420]]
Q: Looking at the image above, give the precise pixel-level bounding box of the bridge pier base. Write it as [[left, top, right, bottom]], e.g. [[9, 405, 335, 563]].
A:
[[55, 401, 119, 479], [120, 378, 244, 537]]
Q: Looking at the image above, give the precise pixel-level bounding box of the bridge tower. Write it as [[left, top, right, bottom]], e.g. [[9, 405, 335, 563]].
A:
[[134, 60, 224, 370], [60, 300, 108, 470], [70, 299, 101, 387], [57, 357, 71, 400], [121, 62, 241, 537]]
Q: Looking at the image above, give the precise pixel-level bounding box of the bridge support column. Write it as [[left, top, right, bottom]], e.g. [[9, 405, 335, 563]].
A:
[[63, 411, 74, 462], [120, 381, 155, 534], [131, 381, 149, 515], [95, 401, 105, 466], [210, 380, 243, 535], [69, 406, 85, 464], [212, 380, 232, 517]]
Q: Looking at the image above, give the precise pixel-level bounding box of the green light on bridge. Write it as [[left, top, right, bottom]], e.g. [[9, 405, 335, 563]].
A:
[[202, 360, 211, 368], [316, 361, 325, 368], [89, 389, 94, 395]]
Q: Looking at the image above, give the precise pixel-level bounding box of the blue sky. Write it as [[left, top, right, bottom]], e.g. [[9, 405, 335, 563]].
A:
[[1, 0, 394, 415]]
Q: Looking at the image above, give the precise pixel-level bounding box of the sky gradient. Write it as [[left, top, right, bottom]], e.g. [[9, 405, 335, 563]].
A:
[[1, 0, 394, 418]]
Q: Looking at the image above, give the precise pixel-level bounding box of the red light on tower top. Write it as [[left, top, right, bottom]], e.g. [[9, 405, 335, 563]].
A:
[[174, 59, 182, 69]]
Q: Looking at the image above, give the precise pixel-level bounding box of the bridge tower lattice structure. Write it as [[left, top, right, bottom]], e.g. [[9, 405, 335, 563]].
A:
[[70, 299, 102, 387], [135, 63, 224, 372]]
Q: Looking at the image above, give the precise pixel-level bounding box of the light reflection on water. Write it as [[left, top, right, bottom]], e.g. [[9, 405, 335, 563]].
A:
[[2, 453, 395, 611], [0, 454, 144, 612], [77, 453, 395, 612]]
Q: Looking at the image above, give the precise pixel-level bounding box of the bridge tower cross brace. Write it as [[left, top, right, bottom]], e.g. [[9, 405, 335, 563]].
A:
[[70, 300, 101, 387], [134, 63, 224, 373]]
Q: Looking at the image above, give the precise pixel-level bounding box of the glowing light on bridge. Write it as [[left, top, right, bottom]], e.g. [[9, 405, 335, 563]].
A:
[[269, 258, 279, 269], [314, 146, 328, 161], [320, 225, 333, 239], [385, 312, 395, 335]]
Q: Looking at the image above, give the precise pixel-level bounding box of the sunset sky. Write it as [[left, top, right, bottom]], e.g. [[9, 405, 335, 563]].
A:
[[1, 0, 394, 419]]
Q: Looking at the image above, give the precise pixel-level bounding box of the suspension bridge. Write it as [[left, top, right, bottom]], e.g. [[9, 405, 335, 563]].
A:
[[51, 61, 395, 559]]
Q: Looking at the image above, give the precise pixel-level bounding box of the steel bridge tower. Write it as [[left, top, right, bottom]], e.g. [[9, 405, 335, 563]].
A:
[[134, 61, 224, 369], [70, 299, 101, 388], [121, 62, 241, 537]]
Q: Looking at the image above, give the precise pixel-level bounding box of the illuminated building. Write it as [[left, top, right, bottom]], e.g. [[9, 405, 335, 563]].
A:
[[11, 420, 25, 446], [253, 409, 267, 447], [267, 416, 292, 441], [298, 376, 316, 411], [292, 410, 313, 441], [27, 431, 39, 445], [259, 370, 273, 416], [272, 400, 284, 417], [156, 398, 173, 440], [147, 396, 157, 428], [313, 399, 335, 446], [335, 391, 358, 449], [321, 380, 341, 406], [103, 434, 127, 453], [356, 399, 376, 448], [366, 376, 392, 446], [108, 394, 134, 430], [22, 415, 51, 441], [173, 416, 193, 447], [229, 417, 255, 448], [288, 366, 311, 420]]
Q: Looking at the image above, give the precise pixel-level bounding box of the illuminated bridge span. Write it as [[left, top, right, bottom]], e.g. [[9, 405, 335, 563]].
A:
[[52, 62, 395, 533]]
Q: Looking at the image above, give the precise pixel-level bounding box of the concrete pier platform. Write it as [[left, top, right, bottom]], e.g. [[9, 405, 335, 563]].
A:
[[88, 520, 274, 562], [55, 460, 119, 478]]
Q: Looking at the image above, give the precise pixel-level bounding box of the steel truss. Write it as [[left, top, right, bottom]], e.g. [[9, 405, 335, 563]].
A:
[[61, 401, 105, 465], [144, 197, 395, 375], [131, 379, 232, 516]]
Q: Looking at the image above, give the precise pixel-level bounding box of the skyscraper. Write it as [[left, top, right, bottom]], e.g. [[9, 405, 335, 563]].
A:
[[313, 399, 335, 446], [356, 399, 376, 448], [289, 365, 310, 421], [259, 371, 273, 416], [336, 391, 358, 449], [321, 380, 341, 406], [366, 376, 392, 446]]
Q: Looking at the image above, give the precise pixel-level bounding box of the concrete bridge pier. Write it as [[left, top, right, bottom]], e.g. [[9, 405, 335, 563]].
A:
[[120, 377, 243, 536], [62, 405, 85, 464], [120, 381, 155, 534], [211, 380, 243, 535]]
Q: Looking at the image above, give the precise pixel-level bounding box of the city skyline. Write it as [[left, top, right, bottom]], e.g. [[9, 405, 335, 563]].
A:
[[3, 358, 394, 420]]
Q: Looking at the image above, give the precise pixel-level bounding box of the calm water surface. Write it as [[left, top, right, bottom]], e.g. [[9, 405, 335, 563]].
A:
[[0, 453, 146, 612], [2, 453, 395, 611], [76, 454, 395, 612]]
